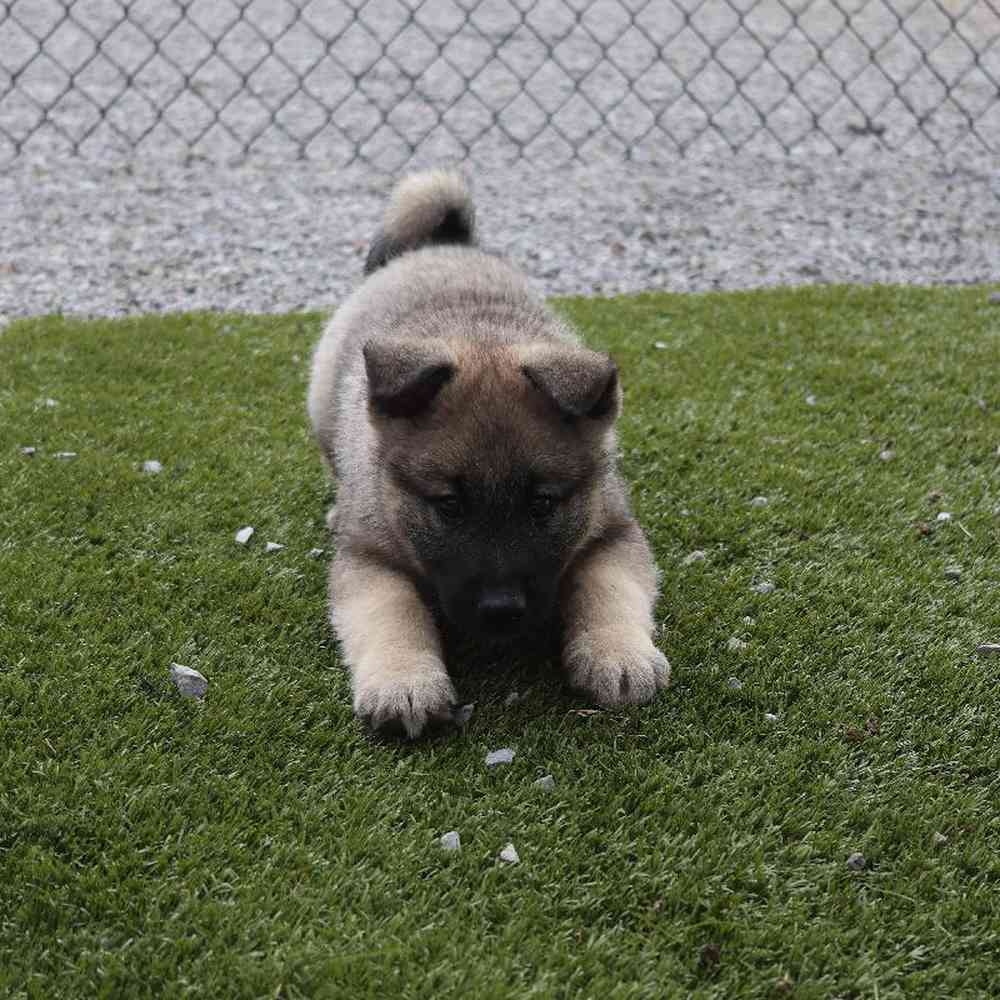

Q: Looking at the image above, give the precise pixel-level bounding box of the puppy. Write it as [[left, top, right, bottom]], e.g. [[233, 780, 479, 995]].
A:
[[308, 170, 669, 736]]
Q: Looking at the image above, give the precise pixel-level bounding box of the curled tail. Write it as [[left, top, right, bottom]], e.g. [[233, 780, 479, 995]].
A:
[[364, 169, 477, 275]]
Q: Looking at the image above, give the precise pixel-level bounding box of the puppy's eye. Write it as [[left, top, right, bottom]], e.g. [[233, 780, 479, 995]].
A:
[[529, 494, 559, 518], [430, 495, 463, 520]]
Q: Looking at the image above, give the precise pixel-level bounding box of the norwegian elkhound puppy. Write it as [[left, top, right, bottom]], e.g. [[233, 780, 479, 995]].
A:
[[308, 170, 669, 737]]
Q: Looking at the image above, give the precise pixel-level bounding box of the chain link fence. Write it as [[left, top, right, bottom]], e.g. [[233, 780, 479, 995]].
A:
[[1, 0, 998, 167]]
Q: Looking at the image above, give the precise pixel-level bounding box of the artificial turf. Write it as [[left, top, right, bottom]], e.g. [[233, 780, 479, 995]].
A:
[[1, 286, 998, 998]]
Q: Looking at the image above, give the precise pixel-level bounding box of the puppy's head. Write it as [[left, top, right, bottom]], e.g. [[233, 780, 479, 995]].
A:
[[363, 336, 622, 638]]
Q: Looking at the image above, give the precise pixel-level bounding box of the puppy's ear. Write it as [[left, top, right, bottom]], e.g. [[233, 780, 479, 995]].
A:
[[521, 345, 620, 420], [363, 338, 455, 418]]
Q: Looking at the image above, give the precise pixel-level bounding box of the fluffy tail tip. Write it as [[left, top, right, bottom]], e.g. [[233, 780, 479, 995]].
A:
[[365, 169, 476, 275]]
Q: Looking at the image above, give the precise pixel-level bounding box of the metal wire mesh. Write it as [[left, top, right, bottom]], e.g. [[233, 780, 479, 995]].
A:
[[1, 0, 998, 167]]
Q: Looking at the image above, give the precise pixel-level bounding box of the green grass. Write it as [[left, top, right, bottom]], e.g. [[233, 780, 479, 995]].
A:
[[1, 286, 998, 999]]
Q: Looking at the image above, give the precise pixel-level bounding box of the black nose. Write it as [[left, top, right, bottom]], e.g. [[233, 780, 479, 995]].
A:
[[477, 587, 527, 630]]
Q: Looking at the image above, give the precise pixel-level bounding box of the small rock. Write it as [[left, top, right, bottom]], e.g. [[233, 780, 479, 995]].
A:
[[534, 774, 556, 792], [975, 643, 1000, 658], [19, 446, 36, 456], [54, 451, 77, 460], [943, 565, 962, 580], [878, 449, 895, 462], [936, 511, 953, 522], [726, 676, 743, 690], [750, 495, 769, 508], [698, 942, 722, 971], [452, 703, 475, 727], [440, 831, 461, 852], [169, 662, 208, 700], [682, 549, 707, 565], [805, 394, 817, 406], [265, 541, 285, 553], [726, 637, 748, 653], [653, 340, 667, 350], [764, 712, 779, 722], [234, 526, 254, 545], [142, 459, 163, 474], [44, 397, 58, 408], [499, 843, 520, 864], [751, 581, 775, 594], [847, 851, 866, 871], [485, 747, 515, 767], [931, 831, 948, 847], [307, 548, 325, 559]]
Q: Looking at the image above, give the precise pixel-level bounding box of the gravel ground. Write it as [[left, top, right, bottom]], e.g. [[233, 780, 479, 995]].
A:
[[1, 149, 997, 321], [1, 0, 998, 320]]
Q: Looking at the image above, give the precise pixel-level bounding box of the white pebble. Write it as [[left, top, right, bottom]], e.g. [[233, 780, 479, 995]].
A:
[[54, 451, 77, 460], [726, 676, 743, 690], [846, 852, 866, 871], [751, 581, 775, 594], [726, 637, 748, 653], [534, 774, 556, 792], [936, 511, 953, 522], [169, 662, 208, 700], [878, 449, 895, 462], [682, 549, 707, 565], [308, 547, 325, 559], [654, 341, 667, 350], [20, 445, 36, 456], [805, 394, 817, 406], [142, 459, 163, 474], [440, 831, 461, 852], [750, 495, 769, 508], [485, 747, 515, 767], [499, 843, 520, 864], [764, 712, 779, 722], [44, 397, 58, 408], [265, 541, 285, 553], [975, 643, 1000, 658], [234, 526, 254, 545]]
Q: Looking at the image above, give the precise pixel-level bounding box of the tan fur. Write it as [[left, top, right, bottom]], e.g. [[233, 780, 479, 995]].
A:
[[308, 169, 669, 737], [330, 552, 455, 738], [561, 522, 669, 706]]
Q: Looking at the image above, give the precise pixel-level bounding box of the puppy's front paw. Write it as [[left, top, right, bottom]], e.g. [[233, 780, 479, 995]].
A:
[[565, 629, 670, 708], [353, 657, 457, 739]]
